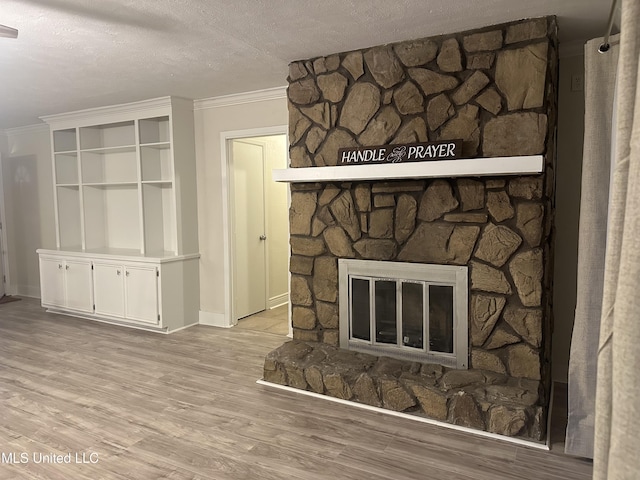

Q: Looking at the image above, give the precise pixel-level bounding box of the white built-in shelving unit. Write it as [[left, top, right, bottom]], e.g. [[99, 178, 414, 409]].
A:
[[37, 97, 199, 333]]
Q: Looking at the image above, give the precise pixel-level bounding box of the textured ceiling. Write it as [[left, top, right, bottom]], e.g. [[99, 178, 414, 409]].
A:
[[0, 0, 613, 129]]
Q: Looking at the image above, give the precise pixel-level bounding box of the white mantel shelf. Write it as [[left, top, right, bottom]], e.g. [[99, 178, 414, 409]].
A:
[[272, 155, 543, 183]]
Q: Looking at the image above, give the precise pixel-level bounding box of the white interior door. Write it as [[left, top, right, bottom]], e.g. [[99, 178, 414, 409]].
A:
[[232, 140, 267, 320]]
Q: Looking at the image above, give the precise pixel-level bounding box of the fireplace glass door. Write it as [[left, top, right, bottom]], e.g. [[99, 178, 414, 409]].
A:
[[429, 285, 454, 353], [351, 278, 370, 341], [349, 277, 455, 356], [375, 280, 396, 344], [402, 282, 423, 348], [340, 260, 468, 369]]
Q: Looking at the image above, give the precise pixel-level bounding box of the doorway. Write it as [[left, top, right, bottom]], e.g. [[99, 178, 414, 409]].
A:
[[0, 153, 9, 298], [229, 134, 289, 326]]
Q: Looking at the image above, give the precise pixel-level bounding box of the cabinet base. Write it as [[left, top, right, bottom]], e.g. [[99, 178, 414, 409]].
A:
[[44, 307, 198, 334]]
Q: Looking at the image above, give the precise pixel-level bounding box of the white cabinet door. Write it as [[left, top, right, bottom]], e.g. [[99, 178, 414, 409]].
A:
[[64, 259, 93, 313], [93, 263, 125, 318], [40, 257, 65, 307], [38, 251, 168, 329], [124, 265, 158, 324]]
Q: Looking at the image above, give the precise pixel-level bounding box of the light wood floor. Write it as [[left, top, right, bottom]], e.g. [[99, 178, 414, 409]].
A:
[[0, 298, 592, 479], [235, 305, 289, 336]]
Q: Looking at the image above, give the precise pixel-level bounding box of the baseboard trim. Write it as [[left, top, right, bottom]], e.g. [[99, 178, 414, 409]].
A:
[[268, 293, 289, 310], [168, 321, 199, 333], [16, 285, 41, 299], [257, 380, 549, 451], [45, 308, 169, 334], [199, 310, 232, 328]]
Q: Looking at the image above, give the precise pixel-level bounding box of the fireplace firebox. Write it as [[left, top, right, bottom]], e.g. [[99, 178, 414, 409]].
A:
[[339, 259, 468, 368]]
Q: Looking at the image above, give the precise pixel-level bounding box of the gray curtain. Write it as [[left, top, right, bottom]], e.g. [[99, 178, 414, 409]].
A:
[[565, 35, 619, 458], [594, 0, 640, 477]]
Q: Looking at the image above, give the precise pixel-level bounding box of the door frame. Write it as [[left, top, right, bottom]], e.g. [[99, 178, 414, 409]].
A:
[[220, 126, 289, 329], [0, 153, 11, 296]]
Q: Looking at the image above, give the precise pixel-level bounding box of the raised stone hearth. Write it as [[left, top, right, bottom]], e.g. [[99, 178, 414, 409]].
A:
[[265, 340, 545, 439], [264, 16, 558, 441]]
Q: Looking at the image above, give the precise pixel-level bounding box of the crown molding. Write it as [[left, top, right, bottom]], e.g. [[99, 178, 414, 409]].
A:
[[39, 96, 191, 129], [194, 86, 287, 111], [2, 123, 49, 137]]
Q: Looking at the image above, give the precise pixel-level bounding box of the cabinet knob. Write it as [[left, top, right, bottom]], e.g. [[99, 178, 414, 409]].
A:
[[58, 264, 63, 269], [117, 270, 121, 275], [126, 271, 130, 277], [65, 265, 69, 270], [259, 235, 267, 241]]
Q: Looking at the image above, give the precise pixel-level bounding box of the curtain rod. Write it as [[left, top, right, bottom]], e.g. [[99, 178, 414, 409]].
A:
[[599, 0, 619, 53]]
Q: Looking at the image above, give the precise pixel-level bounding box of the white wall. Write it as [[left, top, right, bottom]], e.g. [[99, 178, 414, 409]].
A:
[[0, 125, 56, 297], [193, 92, 288, 324], [552, 54, 586, 382]]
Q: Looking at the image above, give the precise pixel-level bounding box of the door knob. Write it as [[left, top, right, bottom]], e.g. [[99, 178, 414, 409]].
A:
[[259, 235, 267, 241]]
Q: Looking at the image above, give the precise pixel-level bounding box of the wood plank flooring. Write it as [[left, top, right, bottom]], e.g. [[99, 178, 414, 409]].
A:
[[235, 305, 289, 336], [0, 298, 592, 479]]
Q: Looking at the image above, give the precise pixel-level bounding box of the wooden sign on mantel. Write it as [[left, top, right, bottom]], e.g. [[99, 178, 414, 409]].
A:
[[338, 139, 462, 166]]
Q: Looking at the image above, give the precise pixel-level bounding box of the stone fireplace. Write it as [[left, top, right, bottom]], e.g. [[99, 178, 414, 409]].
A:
[[264, 17, 557, 441]]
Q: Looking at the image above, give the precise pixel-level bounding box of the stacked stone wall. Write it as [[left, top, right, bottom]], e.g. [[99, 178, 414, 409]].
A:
[[289, 174, 551, 381], [265, 17, 558, 440]]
